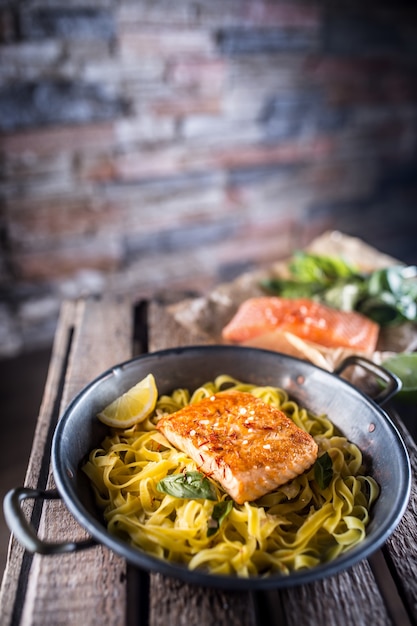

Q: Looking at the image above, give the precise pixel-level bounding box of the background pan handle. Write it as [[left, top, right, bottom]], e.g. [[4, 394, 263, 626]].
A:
[[334, 355, 402, 406], [3, 487, 95, 555]]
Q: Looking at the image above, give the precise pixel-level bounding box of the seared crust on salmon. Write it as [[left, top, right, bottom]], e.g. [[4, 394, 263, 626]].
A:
[[222, 297, 379, 353], [156, 391, 318, 504]]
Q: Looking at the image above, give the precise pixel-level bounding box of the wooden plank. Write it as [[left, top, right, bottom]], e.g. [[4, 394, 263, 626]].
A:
[[280, 562, 392, 626], [368, 551, 412, 626], [148, 299, 216, 351], [149, 575, 257, 626], [0, 301, 77, 626], [5, 297, 134, 626], [383, 414, 417, 621]]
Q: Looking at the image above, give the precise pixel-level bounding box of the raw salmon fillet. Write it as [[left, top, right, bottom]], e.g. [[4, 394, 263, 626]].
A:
[[222, 297, 379, 353], [156, 391, 318, 504]]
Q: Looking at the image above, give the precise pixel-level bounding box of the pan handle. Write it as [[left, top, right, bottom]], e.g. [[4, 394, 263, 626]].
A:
[[3, 487, 96, 555], [334, 355, 402, 406]]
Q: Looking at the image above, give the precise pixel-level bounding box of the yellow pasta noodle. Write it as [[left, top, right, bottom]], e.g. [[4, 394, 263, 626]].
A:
[[82, 375, 379, 577]]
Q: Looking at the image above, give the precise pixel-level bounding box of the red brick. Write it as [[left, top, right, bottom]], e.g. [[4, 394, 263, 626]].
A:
[[242, 2, 320, 28], [12, 239, 122, 281], [166, 58, 226, 94], [0, 9, 16, 42], [116, 4, 192, 29], [151, 95, 222, 117], [118, 29, 214, 59], [84, 149, 180, 181], [211, 139, 335, 170], [222, 216, 297, 253], [6, 196, 123, 243], [81, 158, 118, 183], [0, 121, 116, 157]]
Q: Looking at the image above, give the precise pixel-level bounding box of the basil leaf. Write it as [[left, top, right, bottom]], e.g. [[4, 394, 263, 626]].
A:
[[314, 452, 333, 490], [157, 471, 217, 501], [207, 500, 233, 537], [358, 294, 402, 326], [360, 266, 417, 325]]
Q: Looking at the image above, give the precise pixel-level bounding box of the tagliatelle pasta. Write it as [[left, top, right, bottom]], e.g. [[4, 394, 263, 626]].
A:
[[82, 375, 379, 577]]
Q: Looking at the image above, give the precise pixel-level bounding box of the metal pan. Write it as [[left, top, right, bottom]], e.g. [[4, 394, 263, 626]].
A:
[[4, 346, 411, 590]]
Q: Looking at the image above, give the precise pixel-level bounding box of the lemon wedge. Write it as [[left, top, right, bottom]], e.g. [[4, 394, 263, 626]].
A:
[[97, 373, 158, 428]]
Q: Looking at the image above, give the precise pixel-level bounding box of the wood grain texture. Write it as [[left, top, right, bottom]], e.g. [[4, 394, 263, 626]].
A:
[[0, 301, 77, 626], [384, 414, 417, 621], [149, 574, 257, 626], [148, 299, 215, 352], [1, 297, 134, 626], [281, 562, 391, 626]]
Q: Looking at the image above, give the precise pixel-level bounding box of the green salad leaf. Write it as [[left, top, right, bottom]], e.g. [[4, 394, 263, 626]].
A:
[[156, 470, 217, 501], [261, 252, 417, 327], [360, 266, 417, 325]]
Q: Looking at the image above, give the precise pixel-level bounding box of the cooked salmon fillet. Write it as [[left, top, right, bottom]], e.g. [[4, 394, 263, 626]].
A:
[[222, 297, 379, 353], [156, 391, 318, 504]]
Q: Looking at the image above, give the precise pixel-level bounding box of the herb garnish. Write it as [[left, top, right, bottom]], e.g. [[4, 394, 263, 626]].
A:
[[156, 470, 217, 501], [207, 500, 233, 537], [314, 452, 333, 490]]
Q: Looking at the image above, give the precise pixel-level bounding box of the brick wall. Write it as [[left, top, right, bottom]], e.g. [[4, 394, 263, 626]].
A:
[[1, 1, 417, 356]]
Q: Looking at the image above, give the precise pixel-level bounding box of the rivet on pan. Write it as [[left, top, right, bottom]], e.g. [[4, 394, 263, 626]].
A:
[[296, 375, 305, 385], [368, 423, 376, 433], [66, 468, 74, 479]]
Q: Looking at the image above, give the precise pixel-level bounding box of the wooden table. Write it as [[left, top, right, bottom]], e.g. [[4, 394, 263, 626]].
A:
[[1, 296, 417, 626]]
